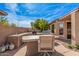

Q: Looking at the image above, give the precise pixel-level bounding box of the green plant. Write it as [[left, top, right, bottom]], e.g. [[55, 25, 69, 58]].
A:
[[31, 18, 49, 32], [11, 23, 17, 27], [75, 44, 79, 49], [31, 22, 36, 30], [0, 17, 9, 27], [68, 44, 74, 49]]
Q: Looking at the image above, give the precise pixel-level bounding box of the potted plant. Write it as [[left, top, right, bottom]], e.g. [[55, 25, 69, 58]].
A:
[[75, 44, 79, 49], [0, 45, 6, 52], [4, 42, 10, 50], [9, 43, 15, 50]]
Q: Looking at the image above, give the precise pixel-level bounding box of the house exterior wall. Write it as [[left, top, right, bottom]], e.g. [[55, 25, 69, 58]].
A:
[[71, 12, 76, 45], [49, 19, 69, 38], [54, 21, 59, 35], [63, 20, 67, 39], [71, 11, 79, 45], [49, 9, 79, 45], [75, 11, 79, 44], [0, 11, 7, 16], [49, 23, 55, 33], [49, 16, 71, 41], [49, 8, 79, 45], [63, 18, 71, 40]]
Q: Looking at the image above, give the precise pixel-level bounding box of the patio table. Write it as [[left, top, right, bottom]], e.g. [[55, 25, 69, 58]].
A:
[[8, 32, 32, 48], [22, 35, 53, 42], [22, 35, 39, 42], [9, 32, 32, 37], [22, 34, 54, 56]]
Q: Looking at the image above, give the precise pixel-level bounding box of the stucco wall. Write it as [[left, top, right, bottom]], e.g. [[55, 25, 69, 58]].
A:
[[71, 10, 79, 45], [74, 11, 79, 44], [0, 24, 31, 46], [54, 21, 59, 35], [71, 12, 76, 45]]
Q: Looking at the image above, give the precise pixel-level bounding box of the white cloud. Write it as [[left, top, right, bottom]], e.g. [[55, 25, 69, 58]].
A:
[[6, 13, 34, 28], [18, 20, 34, 28], [6, 13, 18, 24], [5, 3, 19, 18], [25, 4, 35, 10], [5, 3, 21, 26], [5, 3, 18, 12], [5, 3, 18, 23], [24, 4, 40, 14]]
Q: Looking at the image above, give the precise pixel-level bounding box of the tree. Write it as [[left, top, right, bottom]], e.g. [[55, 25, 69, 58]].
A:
[[31, 18, 49, 32], [0, 17, 9, 27], [11, 23, 17, 27], [31, 22, 35, 30]]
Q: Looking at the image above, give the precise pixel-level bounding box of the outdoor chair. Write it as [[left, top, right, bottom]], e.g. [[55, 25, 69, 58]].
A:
[[38, 35, 55, 56]]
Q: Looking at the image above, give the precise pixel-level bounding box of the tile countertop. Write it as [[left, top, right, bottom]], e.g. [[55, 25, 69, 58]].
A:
[[8, 32, 44, 37], [22, 35, 54, 42], [8, 32, 55, 42], [22, 35, 54, 39], [8, 32, 32, 37]]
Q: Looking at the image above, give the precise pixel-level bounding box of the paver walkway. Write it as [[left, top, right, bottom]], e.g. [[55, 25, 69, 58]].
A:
[[55, 40, 79, 56]]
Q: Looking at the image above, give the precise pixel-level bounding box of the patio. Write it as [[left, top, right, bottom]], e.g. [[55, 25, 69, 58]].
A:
[[0, 32, 79, 56], [1, 4, 79, 56], [0, 8, 79, 56]]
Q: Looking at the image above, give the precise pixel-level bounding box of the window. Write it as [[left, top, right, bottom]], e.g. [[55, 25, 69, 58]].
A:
[[59, 22, 64, 35], [52, 25, 54, 33]]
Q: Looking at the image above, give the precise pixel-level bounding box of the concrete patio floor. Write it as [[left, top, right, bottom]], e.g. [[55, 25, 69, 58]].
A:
[[54, 40, 79, 56], [0, 39, 79, 56], [34, 40, 79, 56]]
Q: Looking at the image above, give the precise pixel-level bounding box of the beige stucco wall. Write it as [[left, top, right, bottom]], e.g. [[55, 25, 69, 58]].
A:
[[49, 9, 79, 45], [63, 21, 67, 40], [54, 21, 59, 35], [0, 24, 32, 46], [75, 11, 79, 44], [71, 11, 79, 45], [49, 21, 59, 35], [71, 12, 76, 45], [49, 23, 55, 33]]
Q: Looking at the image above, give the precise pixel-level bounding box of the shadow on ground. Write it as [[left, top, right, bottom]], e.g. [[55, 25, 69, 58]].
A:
[[32, 50, 64, 56], [55, 42, 60, 46]]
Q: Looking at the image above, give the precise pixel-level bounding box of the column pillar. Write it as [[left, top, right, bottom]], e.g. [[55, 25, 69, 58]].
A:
[[54, 21, 59, 35], [50, 25, 52, 31], [63, 21, 67, 40], [71, 11, 79, 45]]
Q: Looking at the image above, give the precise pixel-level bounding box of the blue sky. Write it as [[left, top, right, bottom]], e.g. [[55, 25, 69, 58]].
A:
[[0, 3, 79, 28]]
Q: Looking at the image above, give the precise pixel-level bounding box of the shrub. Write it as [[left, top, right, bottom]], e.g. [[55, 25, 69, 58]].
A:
[[68, 44, 74, 49], [0, 17, 9, 27], [75, 44, 79, 49], [31, 18, 49, 32]]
